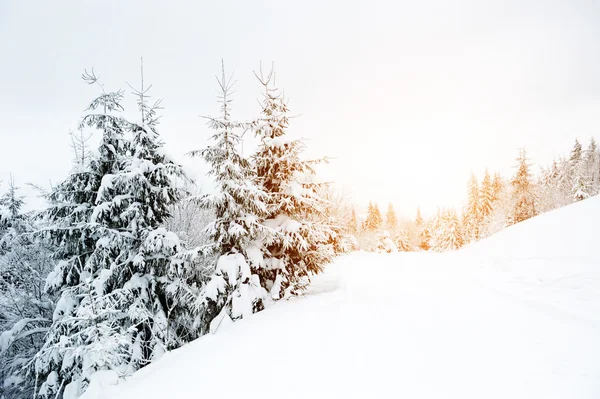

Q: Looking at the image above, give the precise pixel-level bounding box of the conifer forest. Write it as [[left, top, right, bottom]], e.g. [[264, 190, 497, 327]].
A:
[[1, 1, 599, 398]]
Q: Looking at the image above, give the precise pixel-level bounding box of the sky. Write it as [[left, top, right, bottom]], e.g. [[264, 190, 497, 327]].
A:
[[1, 0, 599, 217]]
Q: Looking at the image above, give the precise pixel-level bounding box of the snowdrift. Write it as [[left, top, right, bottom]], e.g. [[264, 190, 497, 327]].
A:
[[82, 197, 600, 399], [465, 195, 597, 259]]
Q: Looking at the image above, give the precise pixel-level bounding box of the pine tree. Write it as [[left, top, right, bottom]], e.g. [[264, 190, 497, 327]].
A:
[[35, 68, 195, 398], [187, 62, 270, 334], [373, 203, 383, 229], [462, 173, 480, 243], [394, 229, 412, 252], [252, 65, 335, 300], [414, 208, 430, 250], [415, 207, 423, 227], [418, 223, 432, 251], [364, 201, 379, 231], [432, 209, 463, 251], [569, 138, 592, 201], [479, 169, 494, 219], [582, 138, 599, 197], [385, 203, 398, 231], [491, 172, 504, 203], [570, 138, 583, 166], [508, 148, 538, 225]]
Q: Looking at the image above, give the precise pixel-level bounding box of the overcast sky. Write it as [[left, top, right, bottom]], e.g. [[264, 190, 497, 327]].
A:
[[1, 0, 599, 217]]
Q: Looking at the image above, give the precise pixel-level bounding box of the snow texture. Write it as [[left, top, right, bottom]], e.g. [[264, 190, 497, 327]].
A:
[[81, 196, 600, 398]]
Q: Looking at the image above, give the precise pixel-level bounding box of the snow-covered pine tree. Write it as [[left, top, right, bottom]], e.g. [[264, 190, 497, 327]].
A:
[[373, 203, 383, 228], [394, 229, 412, 252], [434, 209, 463, 251], [491, 172, 504, 203], [539, 160, 561, 212], [479, 170, 493, 220], [34, 71, 129, 399], [570, 138, 583, 166], [415, 207, 423, 228], [35, 68, 195, 398], [508, 148, 538, 225], [477, 170, 495, 238], [186, 62, 269, 334], [462, 173, 481, 243], [418, 222, 432, 251], [414, 208, 430, 250], [584, 138, 600, 196], [385, 203, 398, 231], [364, 201, 377, 231], [569, 138, 592, 202], [385, 202, 398, 231], [252, 65, 335, 300]]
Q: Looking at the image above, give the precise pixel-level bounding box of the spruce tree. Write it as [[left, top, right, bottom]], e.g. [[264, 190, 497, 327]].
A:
[[364, 201, 378, 231], [385, 203, 398, 231], [35, 69, 195, 398], [394, 229, 412, 252], [491, 172, 504, 203], [570, 138, 592, 201], [418, 223, 432, 251], [415, 207, 423, 227], [462, 173, 480, 243], [479, 169, 494, 220], [187, 62, 269, 333], [252, 65, 335, 299], [570, 138, 583, 166], [585, 138, 600, 196], [435, 209, 463, 251], [373, 203, 383, 229], [414, 208, 430, 250], [508, 148, 538, 225]]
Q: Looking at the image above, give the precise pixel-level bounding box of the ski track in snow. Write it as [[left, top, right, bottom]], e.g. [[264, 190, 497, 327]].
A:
[[84, 198, 600, 399]]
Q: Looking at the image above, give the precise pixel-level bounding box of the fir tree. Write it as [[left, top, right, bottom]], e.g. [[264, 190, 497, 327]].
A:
[[252, 65, 335, 300], [373, 203, 383, 229], [462, 173, 480, 243], [415, 207, 423, 227], [414, 208, 430, 250], [364, 201, 379, 231], [570, 138, 583, 166], [385, 203, 398, 231], [431, 209, 463, 251], [508, 148, 538, 225], [491, 172, 504, 203], [586, 138, 600, 196], [394, 229, 412, 252], [187, 62, 269, 334], [418, 223, 432, 251], [479, 169, 494, 220], [35, 68, 195, 398]]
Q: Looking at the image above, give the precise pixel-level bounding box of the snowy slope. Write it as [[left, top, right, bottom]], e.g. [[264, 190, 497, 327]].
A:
[[83, 197, 600, 399]]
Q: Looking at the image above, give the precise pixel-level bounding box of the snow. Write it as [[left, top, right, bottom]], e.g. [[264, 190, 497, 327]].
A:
[[81, 197, 600, 399], [72, 370, 121, 399], [263, 214, 302, 233]]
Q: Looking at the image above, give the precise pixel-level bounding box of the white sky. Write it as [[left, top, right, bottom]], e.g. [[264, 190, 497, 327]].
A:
[[1, 0, 599, 217]]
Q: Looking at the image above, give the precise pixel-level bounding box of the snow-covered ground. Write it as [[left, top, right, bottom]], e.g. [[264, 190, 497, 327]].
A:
[[84, 197, 600, 399]]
